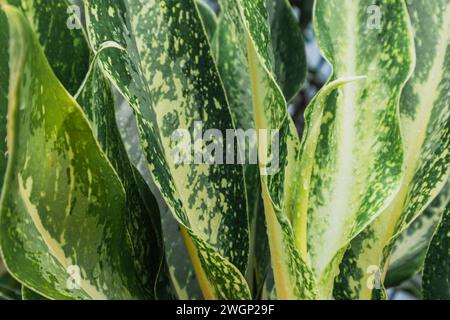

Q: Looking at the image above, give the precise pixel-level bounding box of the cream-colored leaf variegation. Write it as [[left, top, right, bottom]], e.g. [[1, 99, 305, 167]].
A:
[[335, 0, 450, 300], [214, 0, 310, 298], [297, 0, 415, 299], [84, 0, 252, 299], [0, 3, 157, 299]]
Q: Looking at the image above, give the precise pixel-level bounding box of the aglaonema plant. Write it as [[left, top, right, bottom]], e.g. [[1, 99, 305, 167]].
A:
[[0, 0, 448, 300]]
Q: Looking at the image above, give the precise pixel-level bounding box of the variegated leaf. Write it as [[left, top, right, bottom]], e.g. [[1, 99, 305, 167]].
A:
[[115, 99, 200, 300], [212, 8, 265, 298], [77, 63, 173, 299], [84, 0, 251, 299], [0, 260, 21, 300], [267, 0, 307, 102], [385, 182, 450, 287], [335, 0, 449, 299], [422, 203, 450, 299], [22, 285, 46, 300], [0, 3, 158, 299], [161, 208, 202, 300], [304, 0, 415, 298]]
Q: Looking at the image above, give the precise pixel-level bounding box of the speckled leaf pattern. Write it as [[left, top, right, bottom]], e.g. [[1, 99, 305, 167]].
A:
[[196, 0, 217, 41], [0, 0, 446, 301], [2, 0, 172, 300], [267, 0, 307, 102], [115, 100, 197, 300], [422, 203, 449, 299], [84, 0, 251, 299], [77, 64, 173, 299], [0, 260, 21, 300], [0, 6, 8, 187], [335, 0, 449, 300], [0, 4, 158, 299], [219, 0, 317, 299], [6, 0, 90, 95], [303, 0, 415, 298], [160, 207, 202, 300], [385, 182, 450, 287]]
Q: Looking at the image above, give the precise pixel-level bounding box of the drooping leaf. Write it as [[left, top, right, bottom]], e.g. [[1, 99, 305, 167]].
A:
[[8, 0, 173, 299], [0, 3, 158, 299], [0, 261, 21, 300], [84, 0, 251, 299], [196, 0, 218, 41], [267, 0, 307, 102], [422, 203, 450, 299], [334, 0, 450, 300], [385, 182, 450, 287]]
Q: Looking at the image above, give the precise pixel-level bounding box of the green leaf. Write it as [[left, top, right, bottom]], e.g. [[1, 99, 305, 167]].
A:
[[10, 0, 173, 299], [77, 62, 174, 300], [218, 0, 317, 299], [385, 182, 450, 287], [267, 0, 307, 102], [84, 0, 251, 299], [22, 285, 47, 300], [334, 0, 450, 300], [0, 3, 8, 188], [0, 3, 156, 299], [0, 261, 21, 300], [293, 0, 414, 299], [422, 203, 450, 299], [212, 10, 265, 298], [115, 99, 198, 300], [196, 0, 217, 41], [161, 208, 203, 300], [6, 0, 90, 95]]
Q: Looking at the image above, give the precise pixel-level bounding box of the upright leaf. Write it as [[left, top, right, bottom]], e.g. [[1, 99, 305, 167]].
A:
[[22, 285, 46, 300], [267, 0, 307, 102], [115, 100, 196, 299], [422, 204, 450, 299], [6, 0, 90, 95], [78, 65, 173, 299], [8, 0, 173, 299], [219, 0, 317, 299], [196, 0, 218, 41], [84, 0, 251, 299], [335, 0, 449, 299], [0, 260, 21, 300], [385, 183, 450, 287]]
